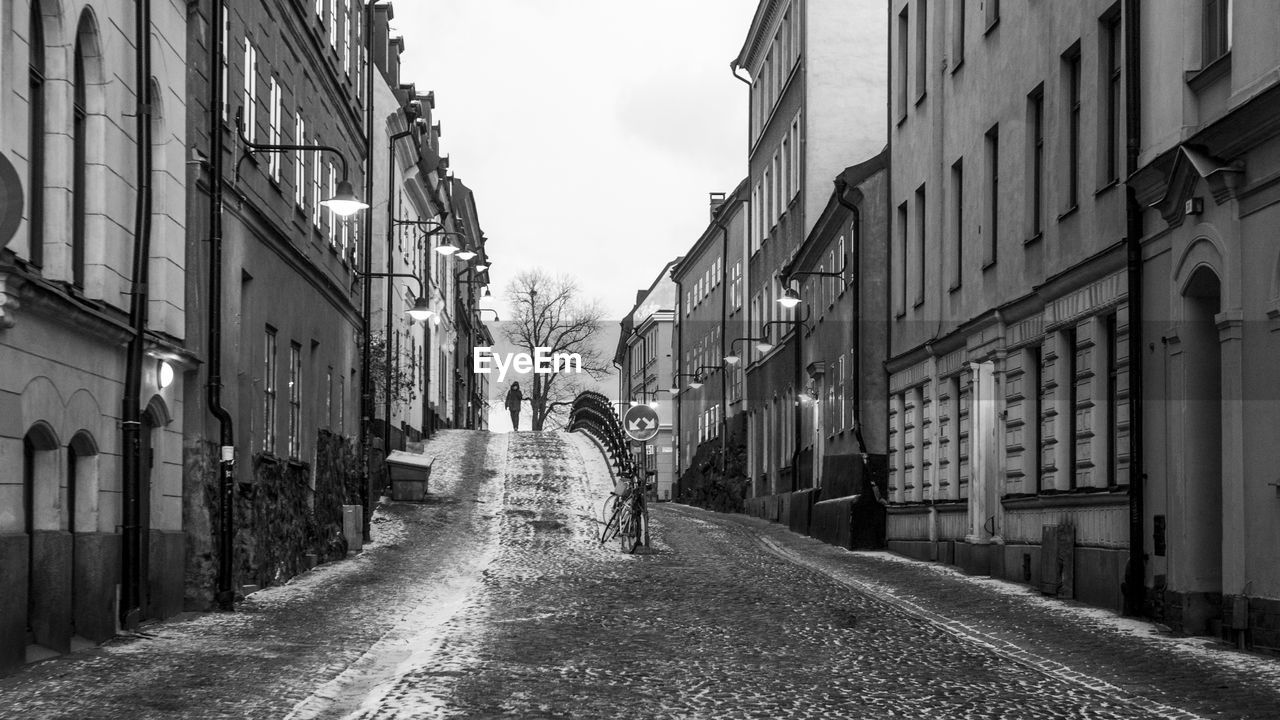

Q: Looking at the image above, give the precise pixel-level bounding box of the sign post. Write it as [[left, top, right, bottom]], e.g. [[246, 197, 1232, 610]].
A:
[[622, 404, 659, 548]]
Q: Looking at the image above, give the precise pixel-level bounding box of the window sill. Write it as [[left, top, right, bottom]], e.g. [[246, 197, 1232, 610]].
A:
[[1057, 205, 1079, 223], [948, 281, 962, 294], [1024, 232, 1043, 246], [896, 112, 908, 129], [984, 18, 1000, 37], [1186, 51, 1232, 93], [1094, 179, 1120, 197], [914, 91, 927, 108], [981, 258, 997, 273], [951, 58, 964, 75]]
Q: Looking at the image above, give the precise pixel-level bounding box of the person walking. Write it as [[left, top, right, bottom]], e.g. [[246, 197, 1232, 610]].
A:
[[505, 382, 524, 432]]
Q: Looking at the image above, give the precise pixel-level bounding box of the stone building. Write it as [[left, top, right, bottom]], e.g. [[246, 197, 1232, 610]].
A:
[[1130, 0, 1280, 649], [182, 0, 370, 607], [670, 184, 748, 507], [615, 261, 680, 500], [777, 152, 889, 546], [732, 0, 886, 497], [0, 0, 190, 669], [886, 0, 1135, 611]]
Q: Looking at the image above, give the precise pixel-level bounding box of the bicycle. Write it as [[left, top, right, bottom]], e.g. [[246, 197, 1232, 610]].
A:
[[599, 473, 649, 553]]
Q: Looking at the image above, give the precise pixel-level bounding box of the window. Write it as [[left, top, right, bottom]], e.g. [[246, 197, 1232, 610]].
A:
[[896, 201, 908, 315], [329, 0, 338, 48], [914, 184, 926, 307], [984, 0, 1000, 32], [1064, 44, 1082, 210], [264, 327, 278, 453], [1203, 0, 1231, 64], [951, 158, 963, 290], [952, 0, 966, 70], [327, 161, 337, 244], [242, 40, 258, 142], [71, 24, 88, 289], [326, 366, 333, 428], [312, 139, 322, 227], [1106, 314, 1121, 486], [1029, 85, 1045, 237], [288, 342, 301, 458], [984, 124, 999, 268], [294, 113, 306, 206], [790, 115, 801, 196], [897, 6, 909, 117], [1027, 344, 1042, 493], [343, 1, 352, 76], [337, 373, 345, 435], [268, 77, 282, 182], [1064, 327, 1078, 490], [28, 1, 45, 268], [837, 355, 847, 432], [1104, 12, 1122, 184], [916, 0, 928, 101]]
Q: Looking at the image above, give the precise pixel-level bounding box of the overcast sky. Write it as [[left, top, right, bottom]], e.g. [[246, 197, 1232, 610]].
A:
[[392, 1, 756, 320]]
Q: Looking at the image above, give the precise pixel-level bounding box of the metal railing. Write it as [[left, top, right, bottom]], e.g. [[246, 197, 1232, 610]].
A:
[[567, 391, 639, 479]]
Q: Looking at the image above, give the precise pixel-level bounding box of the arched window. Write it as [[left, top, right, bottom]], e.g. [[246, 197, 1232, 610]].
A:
[[71, 14, 89, 289], [28, 0, 45, 268]]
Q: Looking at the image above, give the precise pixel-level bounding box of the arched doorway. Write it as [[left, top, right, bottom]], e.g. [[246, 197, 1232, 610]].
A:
[[1180, 266, 1223, 634], [67, 431, 98, 643], [22, 422, 66, 655]]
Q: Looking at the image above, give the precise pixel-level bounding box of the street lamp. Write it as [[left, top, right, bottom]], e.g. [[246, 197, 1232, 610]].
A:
[[236, 108, 368, 216], [778, 286, 802, 309], [407, 297, 434, 322], [724, 336, 765, 365]]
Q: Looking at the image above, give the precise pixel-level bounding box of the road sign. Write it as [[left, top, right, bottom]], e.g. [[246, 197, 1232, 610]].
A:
[[623, 404, 660, 442]]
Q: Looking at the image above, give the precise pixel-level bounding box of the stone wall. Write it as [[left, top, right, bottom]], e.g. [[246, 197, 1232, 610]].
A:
[[184, 431, 361, 609], [676, 434, 749, 514]]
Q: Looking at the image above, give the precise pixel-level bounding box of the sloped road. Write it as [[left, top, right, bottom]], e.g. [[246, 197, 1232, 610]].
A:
[[2, 430, 1277, 719]]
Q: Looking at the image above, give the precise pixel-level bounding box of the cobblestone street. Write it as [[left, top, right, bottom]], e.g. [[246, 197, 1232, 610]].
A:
[[1, 430, 1278, 719]]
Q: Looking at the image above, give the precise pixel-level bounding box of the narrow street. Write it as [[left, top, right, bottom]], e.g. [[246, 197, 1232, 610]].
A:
[[1, 431, 1278, 719]]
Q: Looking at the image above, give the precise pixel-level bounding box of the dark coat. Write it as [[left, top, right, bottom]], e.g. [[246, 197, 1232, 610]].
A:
[[504, 386, 523, 412]]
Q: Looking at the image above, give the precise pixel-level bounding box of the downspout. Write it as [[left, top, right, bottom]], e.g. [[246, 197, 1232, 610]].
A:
[[833, 180, 868, 456], [730, 61, 751, 495], [206, 0, 236, 612], [360, 0, 376, 540], [673, 275, 683, 500], [715, 216, 730, 480], [121, 0, 153, 626], [1123, 0, 1146, 617]]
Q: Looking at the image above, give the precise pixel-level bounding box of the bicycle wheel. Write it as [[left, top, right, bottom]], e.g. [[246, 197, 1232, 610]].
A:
[[619, 498, 642, 554], [599, 496, 623, 544]]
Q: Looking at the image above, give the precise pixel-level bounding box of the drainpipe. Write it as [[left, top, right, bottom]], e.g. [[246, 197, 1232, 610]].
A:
[[382, 126, 415, 475], [1123, 0, 1146, 617], [205, 0, 236, 612], [121, 0, 154, 627], [833, 180, 869, 457], [673, 275, 683, 500], [714, 215, 730, 478], [360, 0, 377, 541]]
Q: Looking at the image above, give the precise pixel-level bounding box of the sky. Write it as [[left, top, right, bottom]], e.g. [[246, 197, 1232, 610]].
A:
[[392, 1, 757, 320]]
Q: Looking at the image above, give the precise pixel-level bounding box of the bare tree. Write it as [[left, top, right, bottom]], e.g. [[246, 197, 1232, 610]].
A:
[[503, 269, 609, 431]]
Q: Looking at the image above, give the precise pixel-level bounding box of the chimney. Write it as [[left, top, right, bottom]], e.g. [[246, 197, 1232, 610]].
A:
[[372, 4, 393, 78], [709, 192, 727, 220]]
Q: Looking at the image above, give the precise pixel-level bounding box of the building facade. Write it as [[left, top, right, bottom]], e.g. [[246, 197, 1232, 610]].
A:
[[733, 0, 886, 497], [781, 153, 889, 516], [670, 187, 748, 506], [616, 261, 679, 500], [1130, 0, 1280, 649], [182, 0, 371, 607], [886, 0, 1135, 612], [1, 0, 190, 669]]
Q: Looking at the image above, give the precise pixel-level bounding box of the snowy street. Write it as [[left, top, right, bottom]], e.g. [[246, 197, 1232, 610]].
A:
[[1, 430, 1278, 719]]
